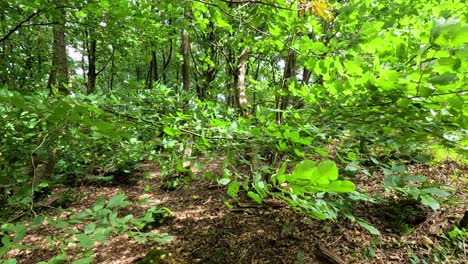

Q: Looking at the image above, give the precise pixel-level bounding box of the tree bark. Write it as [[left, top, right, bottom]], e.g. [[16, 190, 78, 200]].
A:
[[86, 37, 96, 94], [47, 26, 69, 94], [109, 45, 115, 91], [236, 48, 249, 114], [276, 50, 296, 124], [181, 29, 190, 93]]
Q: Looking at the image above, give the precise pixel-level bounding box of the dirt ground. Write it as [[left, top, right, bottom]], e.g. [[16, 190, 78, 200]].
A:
[[4, 159, 467, 264]]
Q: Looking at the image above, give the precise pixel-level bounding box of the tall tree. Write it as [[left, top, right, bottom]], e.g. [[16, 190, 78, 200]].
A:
[[47, 6, 68, 94], [181, 28, 190, 93]]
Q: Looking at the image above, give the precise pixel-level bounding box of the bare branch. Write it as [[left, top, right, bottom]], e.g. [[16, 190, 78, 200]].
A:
[[0, 9, 41, 42]]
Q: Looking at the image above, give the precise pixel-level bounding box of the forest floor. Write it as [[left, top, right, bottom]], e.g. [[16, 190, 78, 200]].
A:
[[5, 159, 468, 264]]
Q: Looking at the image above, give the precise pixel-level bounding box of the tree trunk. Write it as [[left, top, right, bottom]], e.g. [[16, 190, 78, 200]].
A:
[[276, 50, 296, 124], [146, 49, 159, 89], [109, 45, 115, 91], [151, 50, 158, 82], [47, 26, 69, 94], [86, 37, 96, 94], [181, 29, 190, 93], [236, 48, 249, 115], [146, 60, 153, 89]]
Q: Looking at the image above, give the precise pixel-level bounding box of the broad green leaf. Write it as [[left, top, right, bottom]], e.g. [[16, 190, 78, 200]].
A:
[[421, 188, 450, 197], [403, 175, 427, 183], [391, 164, 406, 173], [276, 162, 288, 185], [30, 216, 46, 227], [72, 257, 93, 264], [0, 236, 11, 257], [52, 220, 69, 229], [84, 223, 96, 235], [106, 193, 129, 209], [347, 152, 357, 161], [420, 195, 440, 210], [163, 126, 176, 136], [39, 252, 68, 264], [269, 25, 281, 36], [247, 191, 263, 204], [76, 234, 94, 248], [218, 178, 231, 185], [325, 180, 356, 193], [428, 72, 458, 85], [93, 198, 106, 211], [291, 160, 317, 180], [356, 219, 380, 235], [227, 180, 240, 199], [430, 17, 459, 42], [317, 160, 339, 182], [90, 228, 110, 242], [384, 175, 401, 187]]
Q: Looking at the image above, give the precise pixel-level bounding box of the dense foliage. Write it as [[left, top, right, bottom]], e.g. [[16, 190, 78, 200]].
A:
[[0, 0, 466, 263]]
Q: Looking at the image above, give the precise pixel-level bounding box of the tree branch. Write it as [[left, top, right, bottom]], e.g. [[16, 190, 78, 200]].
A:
[[0, 9, 41, 42]]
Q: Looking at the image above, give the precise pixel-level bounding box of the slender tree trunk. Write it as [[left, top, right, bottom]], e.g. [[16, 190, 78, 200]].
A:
[[146, 49, 159, 89], [109, 46, 115, 91], [151, 50, 158, 81], [86, 37, 96, 94], [181, 29, 190, 93], [251, 59, 261, 115], [81, 37, 87, 84], [162, 40, 172, 85], [146, 60, 153, 89], [276, 50, 296, 124], [136, 66, 141, 81], [236, 48, 249, 114]]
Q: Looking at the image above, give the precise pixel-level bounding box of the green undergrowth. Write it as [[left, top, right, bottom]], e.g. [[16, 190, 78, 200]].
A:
[[0, 193, 173, 264]]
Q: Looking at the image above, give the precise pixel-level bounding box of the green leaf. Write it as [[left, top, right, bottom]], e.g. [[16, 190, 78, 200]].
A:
[[325, 180, 356, 193], [247, 191, 263, 204], [52, 220, 69, 229], [356, 219, 381, 235], [384, 175, 401, 187], [276, 162, 287, 185], [76, 234, 95, 248], [42, 252, 68, 264], [403, 175, 427, 183], [106, 193, 129, 209], [163, 126, 176, 136], [291, 160, 317, 180], [84, 223, 96, 235], [391, 164, 406, 173], [347, 152, 357, 161], [72, 257, 94, 264], [428, 72, 458, 85], [430, 18, 459, 41], [227, 180, 240, 199], [90, 228, 110, 242], [0, 236, 11, 257], [217, 178, 231, 185], [30, 216, 46, 227], [421, 188, 450, 197], [317, 160, 339, 182], [93, 198, 106, 211], [420, 195, 440, 210]]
